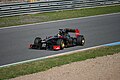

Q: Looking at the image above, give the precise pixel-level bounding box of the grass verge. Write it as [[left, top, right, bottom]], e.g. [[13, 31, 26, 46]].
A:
[[0, 5, 120, 28], [0, 45, 120, 79]]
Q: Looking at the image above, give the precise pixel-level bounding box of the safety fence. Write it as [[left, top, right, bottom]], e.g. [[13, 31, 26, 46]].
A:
[[0, 0, 120, 17]]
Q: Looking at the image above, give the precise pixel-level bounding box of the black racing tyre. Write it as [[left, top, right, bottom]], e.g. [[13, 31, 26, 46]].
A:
[[77, 35, 85, 46], [57, 39, 65, 50], [34, 37, 42, 49]]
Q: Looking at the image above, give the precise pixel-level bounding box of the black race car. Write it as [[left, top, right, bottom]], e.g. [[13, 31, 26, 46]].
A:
[[29, 28, 85, 50]]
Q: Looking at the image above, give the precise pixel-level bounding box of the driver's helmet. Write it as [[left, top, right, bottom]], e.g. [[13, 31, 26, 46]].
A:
[[58, 29, 68, 37], [57, 30, 62, 37], [59, 30, 63, 35], [57, 33, 61, 37]]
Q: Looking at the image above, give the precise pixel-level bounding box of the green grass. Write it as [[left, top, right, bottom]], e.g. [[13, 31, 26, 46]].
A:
[[0, 5, 120, 27], [0, 45, 120, 80]]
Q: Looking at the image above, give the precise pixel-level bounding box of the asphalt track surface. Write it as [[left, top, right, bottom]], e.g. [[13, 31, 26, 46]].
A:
[[0, 13, 120, 66]]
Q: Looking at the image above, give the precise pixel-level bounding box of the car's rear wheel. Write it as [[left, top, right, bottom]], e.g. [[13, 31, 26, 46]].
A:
[[34, 37, 42, 49], [77, 35, 85, 46], [57, 39, 65, 50]]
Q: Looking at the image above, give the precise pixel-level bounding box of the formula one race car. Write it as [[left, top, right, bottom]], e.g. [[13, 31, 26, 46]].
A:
[[29, 28, 85, 50]]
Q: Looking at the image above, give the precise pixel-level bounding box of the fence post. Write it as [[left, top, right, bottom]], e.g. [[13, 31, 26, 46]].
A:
[[71, 0, 74, 9]]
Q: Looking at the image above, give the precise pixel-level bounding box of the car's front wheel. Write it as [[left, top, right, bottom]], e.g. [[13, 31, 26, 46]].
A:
[[57, 39, 65, 50], [34, 37, 42, 49]]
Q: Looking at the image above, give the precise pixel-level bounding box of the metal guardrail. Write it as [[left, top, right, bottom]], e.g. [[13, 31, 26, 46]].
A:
[[0, 0, 120, 17]]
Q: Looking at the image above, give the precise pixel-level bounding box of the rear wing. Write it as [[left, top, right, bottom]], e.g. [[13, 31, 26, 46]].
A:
[[65, 28, 80, 37]]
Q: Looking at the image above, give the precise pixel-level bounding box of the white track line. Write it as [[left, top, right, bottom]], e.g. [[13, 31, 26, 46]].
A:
[[0, 41, 120, 68], [0, 12, 120, 30], [0, 45, 103, 68]]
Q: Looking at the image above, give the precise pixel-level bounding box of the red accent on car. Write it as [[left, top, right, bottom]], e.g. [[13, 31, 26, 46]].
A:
[[53, 45, 60, 50], [49, 36, 52, 38], [29, 44, 33, 49], [59, 36, 63, 38], [75, 29, 80, 37]]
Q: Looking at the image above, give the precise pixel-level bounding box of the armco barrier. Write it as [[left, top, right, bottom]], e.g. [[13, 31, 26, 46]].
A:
[[0, 0, 120, 17]]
